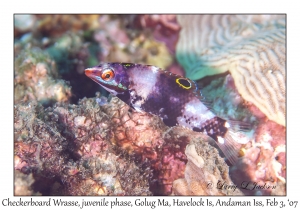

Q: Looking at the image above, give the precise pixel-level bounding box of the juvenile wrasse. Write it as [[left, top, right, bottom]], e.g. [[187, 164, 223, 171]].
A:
[[85, 63, 247, 164]]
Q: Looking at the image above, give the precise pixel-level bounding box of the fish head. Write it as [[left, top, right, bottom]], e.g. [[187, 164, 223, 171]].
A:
[[85, 63, 130, 95]]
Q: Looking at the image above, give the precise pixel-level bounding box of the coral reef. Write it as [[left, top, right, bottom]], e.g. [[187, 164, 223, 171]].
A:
[[46, 32, 90, 74], [94, 15, 173, 69], [172, 140, 243, 195], [35, 14, 100, 37], [91, 96, 190, 195], [94, 15, 130, 61], [14, 94, 245, 196], [14, 48, 72, 105], [14, 97, 152, 195], [197, 73, 286, 196], [44, 31, 100, 102], [13, 14, 286, 196], [176, 15, 286, 126], [230, 120, 286, 195], [132, 14, 181, 54]]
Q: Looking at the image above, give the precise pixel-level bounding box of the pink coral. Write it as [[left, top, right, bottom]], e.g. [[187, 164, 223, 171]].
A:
[[166, 62, 185, 77], [94, 15, 130, 60], [140, 15, 180, 31], [246, 102, 267, 119], [230, 120, 286, 195], [136, 15, 181, 54]]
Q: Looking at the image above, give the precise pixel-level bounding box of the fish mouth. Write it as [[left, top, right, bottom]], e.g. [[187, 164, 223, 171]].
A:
[[84, 68, 95, 78], [85, 68, 102, 85]]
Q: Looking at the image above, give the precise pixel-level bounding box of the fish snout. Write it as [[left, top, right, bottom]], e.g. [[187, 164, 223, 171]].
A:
[[84, 68, 94, 77]]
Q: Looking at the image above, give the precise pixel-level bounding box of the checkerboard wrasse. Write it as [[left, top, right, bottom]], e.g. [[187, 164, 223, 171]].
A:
[[85, 63, 249, 165]]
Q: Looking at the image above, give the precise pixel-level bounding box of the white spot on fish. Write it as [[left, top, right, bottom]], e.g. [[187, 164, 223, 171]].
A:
[[225, 122, 230, 128], [177, 98, 215, 129], [132, 99, 143, 110], [151, 65, 159, 72], [127, 66, 158, 100], [129, 90, 136, 96], [217, 136, 225, 144]]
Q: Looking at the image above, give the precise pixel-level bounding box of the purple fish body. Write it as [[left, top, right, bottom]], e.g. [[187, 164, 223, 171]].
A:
[[85, 62, 244, 164]]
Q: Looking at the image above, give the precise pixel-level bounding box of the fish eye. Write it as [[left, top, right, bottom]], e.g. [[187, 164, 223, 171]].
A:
[[101, 69, 115, 81]]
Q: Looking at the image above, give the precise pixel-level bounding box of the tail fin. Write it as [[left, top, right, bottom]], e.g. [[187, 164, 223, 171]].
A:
[[192, 116, 252, 165], [214, 129, 249, 165]]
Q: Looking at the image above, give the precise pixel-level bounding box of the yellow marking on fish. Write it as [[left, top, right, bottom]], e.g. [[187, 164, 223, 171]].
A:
[[176, 78, 192, 89]]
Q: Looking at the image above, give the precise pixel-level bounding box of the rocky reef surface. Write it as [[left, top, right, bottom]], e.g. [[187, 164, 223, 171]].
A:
[[14, 14, 286, 196], [14, 96, 152, 195], [14, 94, 245, 195]]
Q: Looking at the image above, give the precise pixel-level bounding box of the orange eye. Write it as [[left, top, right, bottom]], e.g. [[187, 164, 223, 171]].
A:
[[101, 69, 115, 81]]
